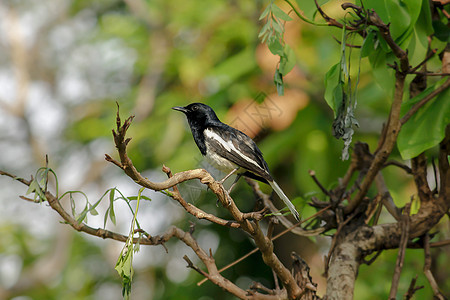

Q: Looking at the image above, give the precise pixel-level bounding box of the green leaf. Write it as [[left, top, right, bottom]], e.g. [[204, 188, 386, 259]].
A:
[[389, 0, 421, 44], [258, 22, 270, 39], [87, 189, 109, 216], [271, 18, 284, 34], [109, 189, 116, 225], [38, 172, 46, 187], [259, 3, 272, 20], [361, 29, 376, 58], [109, 207, 116, 225], [279, 44, 296, 75], [368, 51, 396, 96], [268, 37, 284, 56], [271, 4, 292, 21], [397, 79, 450, 159], [115, 187, 144, 300], [69, 193, 76, 217], [59, 190, 90, 223], [364, 0, 423, 51], [89, 204, 99, 216], [416, 0, 434, 36], [274, 68, 284, 96], [375, 30, 390, 53], [324, 63, 342, 115], [103, 207, 110, 229], [432, 20, 450, 42], [26, 180, 41, 196], [127, 195, 151, 201], [115, 247, 134, 278], [294, 0, 330, 19], [361, 0, 388, 24], [115, 240, 134, 300], [407, 26, 429, 67], [76, 206, 89, 223]]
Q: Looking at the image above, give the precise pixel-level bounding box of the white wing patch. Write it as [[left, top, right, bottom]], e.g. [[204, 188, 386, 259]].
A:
[[204, 128, 264, 173]]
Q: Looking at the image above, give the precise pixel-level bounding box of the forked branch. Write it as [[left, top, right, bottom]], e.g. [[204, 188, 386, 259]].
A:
[[106, 106, 307, 299]]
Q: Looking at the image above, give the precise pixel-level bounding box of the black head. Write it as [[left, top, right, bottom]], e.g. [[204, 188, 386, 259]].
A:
[[172, 103, 220, 127]]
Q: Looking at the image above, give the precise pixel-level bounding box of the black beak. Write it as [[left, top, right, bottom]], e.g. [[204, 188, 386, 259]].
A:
[[172, 106, 188, 113]]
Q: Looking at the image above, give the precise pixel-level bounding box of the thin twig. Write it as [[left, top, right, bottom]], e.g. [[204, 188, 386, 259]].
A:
[[19, 195, 41, 203], [410, 49, 437, 73], [197, 205, 332, 286], [401, 78, 450, 125], [383, 160, 412, 174], [410, 71, 450, 76], [309, 170, 331, 197], [388, 203, 411, 300], [361, 250, 383, 265], [183, 255, 210, 278], [368, 10, 409, 72], [162, 165, 179, 194], [364, 194, 382, 224], [313, 0, 358, 31], [374, 173, 401, 221], [332, 36, 362, 48], [0, 169, 32, 185], [423, 234, 446, 299], [428, 239, 450, 248], [246, 177, 326, 236], [404, 275, 424, 299], [272, 269, 280, 292], [284, 0, 327, 26], [249, 282, 276, 295]]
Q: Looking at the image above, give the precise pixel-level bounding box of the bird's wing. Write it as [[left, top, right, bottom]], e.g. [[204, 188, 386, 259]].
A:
[[204, 125, 272, 181]]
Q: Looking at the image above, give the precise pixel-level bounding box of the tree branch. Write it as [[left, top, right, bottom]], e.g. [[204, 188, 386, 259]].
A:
[[411, 153, 433, 203], [345, 70, 405, 214], [383, 160, 412, 174], [314, 0, 358, 31], [388, 203, 410, 299], [367, 10, 409, 72], [2, 167, 290, 299], [374, 173, 401, 221], [326, 196, 447, 298], [0, 169, 32, 186], [401, 77, 450, 125], [438, 125, 450, 204], [423, 234, 446, 300], [107, 107, 307, 298], [404, 275, 424, 299]]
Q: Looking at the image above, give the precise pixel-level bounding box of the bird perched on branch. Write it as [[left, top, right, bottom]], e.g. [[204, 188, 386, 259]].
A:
[[172, 103, 300, 221]]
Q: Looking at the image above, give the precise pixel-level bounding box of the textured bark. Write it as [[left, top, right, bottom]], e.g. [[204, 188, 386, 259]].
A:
[[326, 236, 359, 299], [326, 195, 448, 299]]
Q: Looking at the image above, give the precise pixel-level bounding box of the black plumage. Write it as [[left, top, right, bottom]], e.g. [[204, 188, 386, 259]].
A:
[[172, 103, 299, 221]]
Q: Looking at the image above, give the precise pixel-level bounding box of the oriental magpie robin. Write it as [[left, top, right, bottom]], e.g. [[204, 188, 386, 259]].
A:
[[172, 103, 300, 221]]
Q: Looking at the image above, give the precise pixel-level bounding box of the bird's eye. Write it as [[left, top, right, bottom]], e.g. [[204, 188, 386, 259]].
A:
[[192, 105, 198, 111]]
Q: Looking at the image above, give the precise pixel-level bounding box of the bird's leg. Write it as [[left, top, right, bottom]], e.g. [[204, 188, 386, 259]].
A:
[[218, 167, 239, 185], [215, 168, 240, 207], [227, 173, 242, 194]]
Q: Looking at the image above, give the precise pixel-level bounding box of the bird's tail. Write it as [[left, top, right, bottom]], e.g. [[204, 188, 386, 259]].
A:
[[269, 181, 300, 221]]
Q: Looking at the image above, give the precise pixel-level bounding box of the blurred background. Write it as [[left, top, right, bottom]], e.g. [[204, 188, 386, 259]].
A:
[[0, 0, 448, 299]]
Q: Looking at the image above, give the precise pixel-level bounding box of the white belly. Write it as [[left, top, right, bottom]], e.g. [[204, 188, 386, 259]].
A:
[[205, 149, 239, 174]]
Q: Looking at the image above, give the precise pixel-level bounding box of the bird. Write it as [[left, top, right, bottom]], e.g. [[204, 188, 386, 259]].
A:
[[172, 102, 300, 221]]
